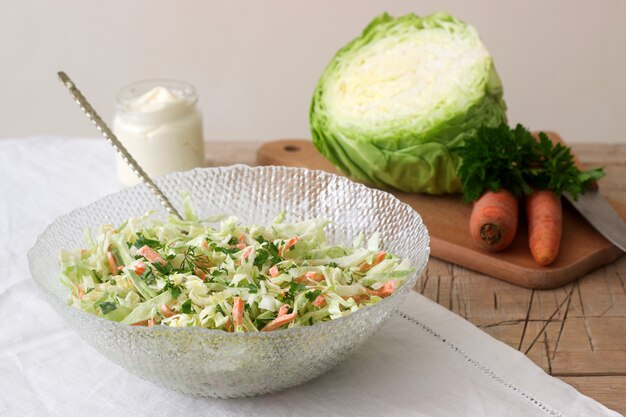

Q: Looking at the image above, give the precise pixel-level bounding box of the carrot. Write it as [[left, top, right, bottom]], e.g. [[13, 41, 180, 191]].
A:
[[107, 251, 119, 275], [279, 236, 300, 257], [469, 190, 518, 251], [194, 254, 211, 270], [277, 304, 290, 318], [232, 296, 244, 328], [223, 317, 233, 332], [366, 280, 397, 298], [262, 311, 297, 331], [306, 271, 324, 282], [359, 251, 386, 272], [160, 304, 174, 318], [130, 260, 146, 276], [241, 246, 253, 259], [294, 271, 325, 284], [342, 294, 369, 303], [137, 245, 166, 265], [194, 268, 207, 281], [312, 295, 327, 308], [132, 319, 152, 327], [236, 246, 253, 265], [526, 189, 562, 266], [268, 266, 280, 278]]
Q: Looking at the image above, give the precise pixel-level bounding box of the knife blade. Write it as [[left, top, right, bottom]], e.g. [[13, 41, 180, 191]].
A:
[[564, 190, 626, 252]]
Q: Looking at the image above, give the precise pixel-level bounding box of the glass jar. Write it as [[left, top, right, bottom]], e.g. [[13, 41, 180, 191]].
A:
[[112, 79, 205, 186]]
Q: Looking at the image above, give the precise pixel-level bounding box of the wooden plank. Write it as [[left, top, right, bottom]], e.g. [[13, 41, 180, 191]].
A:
[[417, 260, 626, 378], [461, 276, 533, 323], [559, 376, 626, 416], [423, 258, 454, 277], [481, 321, 554, 372], [575, 257, 626, 318], [552, 351, 626, 376], [204, 141, 259, 167], [571, 143, 626, 165]]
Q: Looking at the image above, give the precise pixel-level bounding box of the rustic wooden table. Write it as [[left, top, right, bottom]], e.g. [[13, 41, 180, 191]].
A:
[[207, 141, 626, 415]]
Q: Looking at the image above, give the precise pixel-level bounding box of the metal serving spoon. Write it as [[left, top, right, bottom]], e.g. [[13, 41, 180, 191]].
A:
[[57, 71, 182, 220]]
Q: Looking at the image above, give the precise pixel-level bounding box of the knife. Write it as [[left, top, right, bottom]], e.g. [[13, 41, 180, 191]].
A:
[[547, 132, 626, 253], [564, 190, 626, 252]]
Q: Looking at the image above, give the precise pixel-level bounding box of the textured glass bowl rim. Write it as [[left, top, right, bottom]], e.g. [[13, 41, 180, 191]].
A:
[[29, 164, 429, 341]]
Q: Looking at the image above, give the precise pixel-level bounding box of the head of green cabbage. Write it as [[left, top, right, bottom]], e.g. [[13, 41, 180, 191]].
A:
[[310, 12, 507, 194]]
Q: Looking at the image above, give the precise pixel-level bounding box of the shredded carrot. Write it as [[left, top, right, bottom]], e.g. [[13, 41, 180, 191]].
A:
[[294, 271, 325, 284], [277, 304, 290, 318], [232, 296, 244, 328], [194, 268, 207, 281], [160, 304, 174, 318], [341, 294, 369, 303], [137, 245, 166, 265], [366, 280, 397, 298], [242, 246, 253, 259], [312, 295, 326, 308], [107, 251, 119, 276], [131, 317, 158, 327], [268, 266, 280, 278], [194, 254, 211, 269], [130, 260, 146, 276], [359, 251, 386, 272], [279, 236, 300, 257], [236, 247, 253, 265], [262, 312, 297, 331], [223, 317, 233, 332]]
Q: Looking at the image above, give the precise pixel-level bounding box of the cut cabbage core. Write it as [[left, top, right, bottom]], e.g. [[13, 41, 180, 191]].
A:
[[325, 31, 490, 134]]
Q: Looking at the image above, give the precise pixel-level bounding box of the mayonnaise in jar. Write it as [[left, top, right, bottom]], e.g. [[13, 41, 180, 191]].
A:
[[112, 80, 204, 186]]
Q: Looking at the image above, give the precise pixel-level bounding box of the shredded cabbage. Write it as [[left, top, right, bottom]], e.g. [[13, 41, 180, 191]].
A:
[[59, 202, 413, 332]]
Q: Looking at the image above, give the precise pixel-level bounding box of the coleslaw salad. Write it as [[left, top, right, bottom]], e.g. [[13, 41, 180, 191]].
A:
[[58, 196, 413, 332]]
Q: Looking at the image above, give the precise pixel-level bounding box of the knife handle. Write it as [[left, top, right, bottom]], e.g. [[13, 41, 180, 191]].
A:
[[544, 131, 599, 191]]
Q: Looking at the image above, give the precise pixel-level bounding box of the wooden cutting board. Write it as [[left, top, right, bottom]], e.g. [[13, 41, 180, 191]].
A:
[[257, 135, 626, 289]]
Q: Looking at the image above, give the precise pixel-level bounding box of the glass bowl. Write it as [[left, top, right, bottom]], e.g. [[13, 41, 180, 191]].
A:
[[28, 165, 430, 397]]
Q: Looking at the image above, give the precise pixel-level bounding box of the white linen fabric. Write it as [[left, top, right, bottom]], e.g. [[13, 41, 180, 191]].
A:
[[0, 137, 620, 417]]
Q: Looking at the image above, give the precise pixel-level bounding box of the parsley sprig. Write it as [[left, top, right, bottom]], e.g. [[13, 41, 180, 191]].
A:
[[99, 301, 117, 314], [133, 233, 161, 250], [253, 241, 282, 267], [453, 124, 604, 202]]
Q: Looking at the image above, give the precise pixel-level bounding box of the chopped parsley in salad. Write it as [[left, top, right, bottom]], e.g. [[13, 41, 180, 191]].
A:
[[59, 197, 413, 332]]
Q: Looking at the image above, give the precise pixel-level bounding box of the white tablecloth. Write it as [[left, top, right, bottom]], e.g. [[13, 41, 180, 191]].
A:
[[0, 137, 621, 417]]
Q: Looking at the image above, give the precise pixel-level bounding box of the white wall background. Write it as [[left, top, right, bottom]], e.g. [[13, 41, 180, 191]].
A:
[[1, 0, 625, 143]]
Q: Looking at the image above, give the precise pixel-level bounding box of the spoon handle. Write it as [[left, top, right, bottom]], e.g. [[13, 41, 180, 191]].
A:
[[57, 71, 182, 220]]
